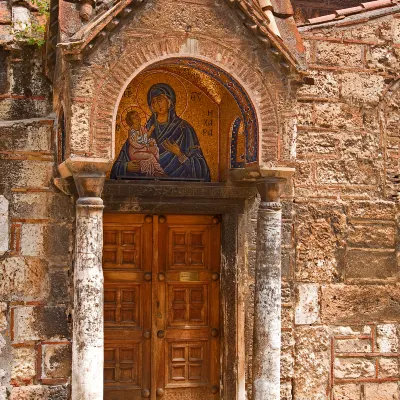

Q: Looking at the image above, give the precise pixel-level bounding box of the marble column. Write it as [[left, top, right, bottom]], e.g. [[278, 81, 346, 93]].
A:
[[252, 178, 284, 400], [66, 159, 111, 400]]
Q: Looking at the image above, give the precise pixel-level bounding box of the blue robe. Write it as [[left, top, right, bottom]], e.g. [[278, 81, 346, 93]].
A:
[[110, 113, 210, 181], [147, 112, 210, 181]]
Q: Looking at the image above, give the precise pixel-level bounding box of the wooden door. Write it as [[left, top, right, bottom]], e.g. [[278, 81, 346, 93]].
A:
[[103, 214, 221, 400]]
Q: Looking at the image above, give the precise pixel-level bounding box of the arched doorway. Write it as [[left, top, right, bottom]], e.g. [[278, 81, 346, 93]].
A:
[[102, 58, 260, 400]]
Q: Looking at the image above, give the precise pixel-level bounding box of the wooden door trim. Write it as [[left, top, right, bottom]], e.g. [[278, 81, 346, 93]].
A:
[[103, 182, 248, 400]]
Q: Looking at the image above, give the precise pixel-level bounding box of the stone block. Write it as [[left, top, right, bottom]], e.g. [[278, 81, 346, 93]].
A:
[[48, 270, 69, 304], [281, 351, 294, 379], [294, 326, 330, 399], [0, 196, 8, 255], [0, 160, 52, 188], [0, 3, 11, 24], [341, 73, 385, 105], [0, 257, 48, 301], [0, 333, 5, 356], [295, 283, 319, 325], [333, 325, 372, 336], [348, 225, 396, 249], [335, 338, 372, 353], [341, 131, 380, 160], [0, 386, 7, 400], [297, 102, 314, 126], [334, 357, 375, 379], [12, 306, 69, 343], [0, 120, 52, 152], [333, 383, 361, 400], [347, 201, 395, 221], [9, 385, 68, 400], [297, 70, 340, 99], [20, 224, 45, 256], [378, 357, 399, 378], [366, 45, 397, 72], [41, 343, 71, 379], [297, 130, 339, 157], [12, 6, 31, 32], [294, 202, 346, 283], [316, 41, 363, 67], [11, 346, 36, 385], [364, 382, 399, 400], [316, 160, 378, 185], [376, 324, 399, 353], [281, 381, 292, 400], [11, 191, 73, 221], [0, 303, 6, 331], [70, 102, 91, 155], [333, 384, 362, 400], [346, 250, 397, 280], [314, 102, 363, 130], [282, 306, 293, 329], [321, 285, 400, 325], [9, 47, 51, 97], [20, 223, 71, 258]]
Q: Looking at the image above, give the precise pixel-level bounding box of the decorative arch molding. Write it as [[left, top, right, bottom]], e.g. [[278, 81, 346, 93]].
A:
[[88, 34, 282, 170]]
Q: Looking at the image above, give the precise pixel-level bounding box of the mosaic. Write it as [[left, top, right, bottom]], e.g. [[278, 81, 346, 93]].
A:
[[111, 60, 258, 182], [112, 69, 219, 181]]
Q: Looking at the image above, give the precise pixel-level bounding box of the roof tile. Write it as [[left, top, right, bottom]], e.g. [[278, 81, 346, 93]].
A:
[[305, 0, 399, 25], [336, 6, 363, 16], [307, 13, 337, 24], [361, 0, 393, 9]]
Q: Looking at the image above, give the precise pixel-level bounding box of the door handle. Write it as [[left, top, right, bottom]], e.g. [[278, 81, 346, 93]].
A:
[[141, 388, 150, 397], [157, 330, 165, 338], [156, 388, 165, 397]]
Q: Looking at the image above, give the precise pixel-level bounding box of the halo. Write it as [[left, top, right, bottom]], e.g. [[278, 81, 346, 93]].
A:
[[134, 69, 189, 119], [120, 106, 148, 130]]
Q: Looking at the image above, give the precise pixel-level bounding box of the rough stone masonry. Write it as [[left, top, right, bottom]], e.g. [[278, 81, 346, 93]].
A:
[[0, 0, 399, 399]]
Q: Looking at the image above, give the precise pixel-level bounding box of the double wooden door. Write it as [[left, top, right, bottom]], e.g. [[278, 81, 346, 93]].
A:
[[103, 214, 221, 400]]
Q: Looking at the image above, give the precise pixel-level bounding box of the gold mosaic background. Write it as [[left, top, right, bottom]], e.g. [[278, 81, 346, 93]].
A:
[[114, 68, 220, 182]]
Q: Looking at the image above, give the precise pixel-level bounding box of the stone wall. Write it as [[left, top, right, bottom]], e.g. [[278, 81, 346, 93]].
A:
[[0, 1, 399, 399], [0, 3, 74, 396], [289, 12, 399, 400]]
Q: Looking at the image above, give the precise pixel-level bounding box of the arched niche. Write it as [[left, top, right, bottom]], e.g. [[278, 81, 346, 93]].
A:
[[109, 58, 260, 183]]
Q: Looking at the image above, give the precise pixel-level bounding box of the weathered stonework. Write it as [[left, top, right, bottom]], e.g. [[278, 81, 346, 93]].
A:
[[0, 0, 399, 399]]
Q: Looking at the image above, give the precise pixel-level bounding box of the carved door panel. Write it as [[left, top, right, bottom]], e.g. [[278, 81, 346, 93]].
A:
[[156, 215, 221, 400], [103, 214, 152, 400], [103, 214, 220, 400]]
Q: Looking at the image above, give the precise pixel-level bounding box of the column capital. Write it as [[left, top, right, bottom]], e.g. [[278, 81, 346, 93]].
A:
[[255, 177, 286, 203], [62, 157, 113, 198]]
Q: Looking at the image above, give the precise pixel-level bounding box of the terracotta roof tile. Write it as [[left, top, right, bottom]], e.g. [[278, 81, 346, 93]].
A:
[[336, 6, 363, 16], [361, 0, 393, 9], [303, 0, 399, 25]]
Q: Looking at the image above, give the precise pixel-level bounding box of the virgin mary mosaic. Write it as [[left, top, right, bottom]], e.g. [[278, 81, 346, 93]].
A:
[[111, 82, 211, 181]]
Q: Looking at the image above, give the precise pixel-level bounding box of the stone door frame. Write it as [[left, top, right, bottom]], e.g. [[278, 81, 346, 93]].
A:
[[102, 179, 258, 399]]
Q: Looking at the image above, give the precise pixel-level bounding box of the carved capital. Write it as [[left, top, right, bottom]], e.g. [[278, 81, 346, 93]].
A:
[[255, 177, 285, 203], [62, 157, 113, 198]]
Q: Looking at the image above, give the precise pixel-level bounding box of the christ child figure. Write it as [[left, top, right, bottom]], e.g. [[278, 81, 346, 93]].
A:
[[125, 111, 165, 176]]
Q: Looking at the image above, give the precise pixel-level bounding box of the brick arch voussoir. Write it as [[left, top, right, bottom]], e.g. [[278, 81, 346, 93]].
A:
[[90, 34, 280, 161]]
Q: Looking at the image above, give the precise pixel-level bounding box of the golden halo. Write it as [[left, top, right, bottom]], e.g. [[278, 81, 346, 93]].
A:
[[135, 70, 189, 119], [121, 106, 148, 130]]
